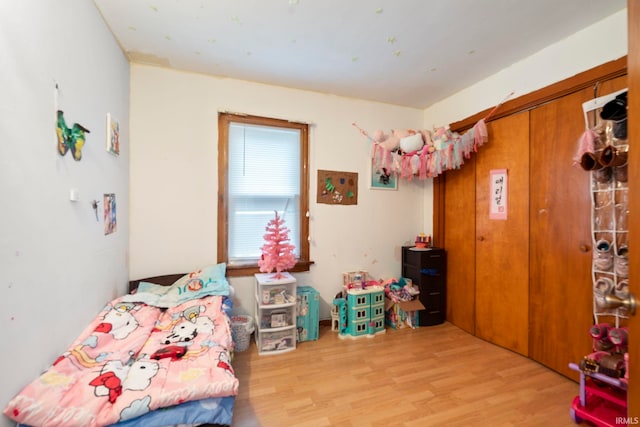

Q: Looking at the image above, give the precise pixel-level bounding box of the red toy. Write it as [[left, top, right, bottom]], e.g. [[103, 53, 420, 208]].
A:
[[569, 362, 627, 427], [151, 345, 187, 361], [570, 323, 628, 426]]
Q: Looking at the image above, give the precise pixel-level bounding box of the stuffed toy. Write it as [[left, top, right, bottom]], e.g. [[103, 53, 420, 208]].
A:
[[371, 130, 408, 170], [371, 129, 401, 152], [399, 133, 424, 154], [432, 126, 453, 151], [419, 129, 435, 153]]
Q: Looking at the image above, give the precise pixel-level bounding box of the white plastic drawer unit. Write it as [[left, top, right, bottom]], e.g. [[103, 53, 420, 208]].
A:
[[254, 272, 297, 355]]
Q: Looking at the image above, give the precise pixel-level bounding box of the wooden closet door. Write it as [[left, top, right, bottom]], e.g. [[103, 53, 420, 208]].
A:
[[443, 157, 476, 335], [475, 112, 530, 356], [529, 77, 627, 379]]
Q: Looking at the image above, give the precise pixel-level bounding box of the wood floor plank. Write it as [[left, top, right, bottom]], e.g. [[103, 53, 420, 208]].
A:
[[231, 323, 580, 426]]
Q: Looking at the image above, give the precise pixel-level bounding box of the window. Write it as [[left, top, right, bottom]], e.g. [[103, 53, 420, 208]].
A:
[[218, 113, 311, 277]]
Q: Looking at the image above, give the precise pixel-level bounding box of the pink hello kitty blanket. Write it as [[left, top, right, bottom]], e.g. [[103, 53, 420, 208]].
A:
[[3, 295, 238, 427]]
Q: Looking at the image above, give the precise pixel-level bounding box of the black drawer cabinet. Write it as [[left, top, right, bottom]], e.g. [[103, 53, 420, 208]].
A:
[[401, 246, 446, 326]]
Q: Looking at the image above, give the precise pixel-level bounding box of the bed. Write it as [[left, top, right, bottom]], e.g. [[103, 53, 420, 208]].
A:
[[3, 264, 239, 427]]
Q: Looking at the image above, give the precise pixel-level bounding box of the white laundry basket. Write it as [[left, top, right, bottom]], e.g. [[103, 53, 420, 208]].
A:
[[231, 315, 255, 352]]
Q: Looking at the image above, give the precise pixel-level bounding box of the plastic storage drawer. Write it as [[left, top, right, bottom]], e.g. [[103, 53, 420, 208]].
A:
[[256, 329, 296, 354], [255, 273, 297, 306]]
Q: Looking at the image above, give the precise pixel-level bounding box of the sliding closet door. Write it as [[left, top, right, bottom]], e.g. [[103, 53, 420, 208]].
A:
[[475, 112, 530, 356], [529, 87, 595, 379], [443, 157, 476, 335], [529, 77, 627, 379]]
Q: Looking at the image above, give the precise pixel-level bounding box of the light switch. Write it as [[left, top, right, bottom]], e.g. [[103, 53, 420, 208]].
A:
[[69, 188, 79, 202]]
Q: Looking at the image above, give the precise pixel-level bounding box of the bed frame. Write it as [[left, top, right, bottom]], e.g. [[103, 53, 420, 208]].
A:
[[129, 273, 186, 293]]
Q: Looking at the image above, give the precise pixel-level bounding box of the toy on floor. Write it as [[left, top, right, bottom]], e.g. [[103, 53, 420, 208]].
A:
[[330, 303, 341, 332], [569, 322, 628, 425], [334, 272, 385, 339], [337, 284, 385, 339], [332, 297, 347, 334]]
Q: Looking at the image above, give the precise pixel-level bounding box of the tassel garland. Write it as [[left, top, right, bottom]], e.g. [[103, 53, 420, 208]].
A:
[[356, 119, 489, 180]]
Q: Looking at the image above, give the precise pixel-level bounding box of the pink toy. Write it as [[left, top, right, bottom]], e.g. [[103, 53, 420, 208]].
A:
[[569, 323, 628, 425], [419, 130, 435, 153], [371, 129, 401, 152], [371, 129, 403, 172], [346, 280, 381, 290]]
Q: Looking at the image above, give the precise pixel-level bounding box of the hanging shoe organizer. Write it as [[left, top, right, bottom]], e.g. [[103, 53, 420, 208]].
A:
[[569, 87, 629, 427], [580, 88, 629, 327]]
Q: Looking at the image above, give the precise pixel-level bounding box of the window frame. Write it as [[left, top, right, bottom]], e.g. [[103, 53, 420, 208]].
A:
[[217, 112, 312, 277]]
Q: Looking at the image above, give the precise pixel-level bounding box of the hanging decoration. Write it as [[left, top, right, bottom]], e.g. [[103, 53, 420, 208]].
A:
[[353, 92, 513, 181], [353, 120, 488, 180], [489, 169, 508, 220], [56, 110, 90, 161], [55, 83, 90, 161], [258, 210, 297, 279]]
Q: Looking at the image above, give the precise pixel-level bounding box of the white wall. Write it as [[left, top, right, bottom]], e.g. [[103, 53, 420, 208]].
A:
[[129, 66, 426, 320], [0, 1, 130, 423]]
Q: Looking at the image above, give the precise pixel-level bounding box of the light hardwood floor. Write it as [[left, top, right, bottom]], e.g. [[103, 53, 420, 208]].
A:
[[230, 322, 581, 427]]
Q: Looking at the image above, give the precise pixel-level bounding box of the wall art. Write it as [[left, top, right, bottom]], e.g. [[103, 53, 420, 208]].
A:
[[317, 169, 358, 205], [369, 161, 397, 190], [489, 169, 508, 220], [106, 113, 120, 156], [56, 110, 90, 161], [104, 193, 117, 235]]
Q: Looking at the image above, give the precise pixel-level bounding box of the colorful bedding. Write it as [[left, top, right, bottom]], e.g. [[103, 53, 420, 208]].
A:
[[4, 292, 239, 427]]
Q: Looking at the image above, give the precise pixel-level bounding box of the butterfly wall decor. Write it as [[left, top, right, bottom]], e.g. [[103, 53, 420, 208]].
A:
[[56, 110, 90, 161]]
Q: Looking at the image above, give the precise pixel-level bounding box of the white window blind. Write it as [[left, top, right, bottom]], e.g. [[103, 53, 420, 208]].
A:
[[227, 123, 301, 263]]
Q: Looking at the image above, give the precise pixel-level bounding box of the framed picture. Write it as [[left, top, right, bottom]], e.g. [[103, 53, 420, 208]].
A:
[[104, 193, 117, 235], [106, 113, 120, 156], [369, 161, 398, 190]]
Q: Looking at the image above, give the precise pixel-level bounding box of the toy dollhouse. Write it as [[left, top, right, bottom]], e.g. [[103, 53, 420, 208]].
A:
[[333, 271, 386, 339]]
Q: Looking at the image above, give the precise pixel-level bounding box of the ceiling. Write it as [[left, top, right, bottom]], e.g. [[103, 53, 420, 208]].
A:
[[93, 0, 626, 109]]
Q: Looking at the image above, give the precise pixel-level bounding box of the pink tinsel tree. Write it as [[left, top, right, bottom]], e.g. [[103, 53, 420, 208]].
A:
[[258, 211, 297, 278]]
